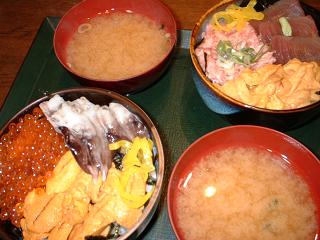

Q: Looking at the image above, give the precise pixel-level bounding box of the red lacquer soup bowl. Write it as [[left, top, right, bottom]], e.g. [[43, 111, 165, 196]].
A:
[[167, 125, 320, 239], [54, 0, 177, 94]]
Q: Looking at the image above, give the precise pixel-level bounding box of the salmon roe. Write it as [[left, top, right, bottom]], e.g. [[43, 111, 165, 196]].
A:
[[0, 107, 68, 226]]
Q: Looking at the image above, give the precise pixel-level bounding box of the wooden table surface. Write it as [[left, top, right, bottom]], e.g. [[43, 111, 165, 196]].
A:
[[0, 0, 319, 109]]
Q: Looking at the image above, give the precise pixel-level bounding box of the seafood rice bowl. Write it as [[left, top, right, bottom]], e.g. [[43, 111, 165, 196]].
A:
[[190, 0, 320, 129], [0, 88, 164, 240]]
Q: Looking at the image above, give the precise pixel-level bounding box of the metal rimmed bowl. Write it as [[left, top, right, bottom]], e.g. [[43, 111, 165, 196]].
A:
[[0, 87, 165, 239], [54, 0, 177, 94], [190, 0, 320, 130]]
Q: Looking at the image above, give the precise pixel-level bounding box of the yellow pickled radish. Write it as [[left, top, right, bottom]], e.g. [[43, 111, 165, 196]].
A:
[[110, 137, 156, 208], [212, 0, 264, 32]]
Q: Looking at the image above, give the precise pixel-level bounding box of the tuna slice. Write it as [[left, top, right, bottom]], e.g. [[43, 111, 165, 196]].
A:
[[263, 0, 305, 20], [256, 16, 318, 43], [271, 36, 320, 64]]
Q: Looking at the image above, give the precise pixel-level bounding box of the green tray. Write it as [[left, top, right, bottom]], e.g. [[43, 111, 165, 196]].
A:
[[1, 17, 319, 239]]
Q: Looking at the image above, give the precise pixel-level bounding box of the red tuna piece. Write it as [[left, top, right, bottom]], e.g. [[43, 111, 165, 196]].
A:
[[263, 0, 305, 20], [257, 16, 318, 43], [270, 35, 320, 64]]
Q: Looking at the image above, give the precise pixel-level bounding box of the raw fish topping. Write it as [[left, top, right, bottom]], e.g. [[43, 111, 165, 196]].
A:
[[39, 95, 149, 180], [195, 0, 320, 109], [196, 22, 275, 85], [0, 94, 158, 239], [0, 107, 67, 226], [21, 136, 156, 239], [250, 0, 320, 64]]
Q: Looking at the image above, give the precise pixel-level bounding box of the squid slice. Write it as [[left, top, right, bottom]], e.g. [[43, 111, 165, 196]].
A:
[[109, 102, 149, 140], [96, 106, 126, 143], [59, 127, 111, 180], [39, 95, 149, 181], [40, 96, 111, 181]]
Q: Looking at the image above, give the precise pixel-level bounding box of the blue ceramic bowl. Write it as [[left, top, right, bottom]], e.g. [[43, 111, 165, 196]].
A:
[[189, 0, 320, 130]]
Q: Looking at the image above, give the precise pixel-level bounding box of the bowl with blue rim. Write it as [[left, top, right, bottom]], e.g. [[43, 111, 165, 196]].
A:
[[190, 0, 320, 130]]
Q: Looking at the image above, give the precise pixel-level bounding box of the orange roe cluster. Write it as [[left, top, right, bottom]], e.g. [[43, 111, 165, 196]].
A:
[[0, 107, 68, 226]]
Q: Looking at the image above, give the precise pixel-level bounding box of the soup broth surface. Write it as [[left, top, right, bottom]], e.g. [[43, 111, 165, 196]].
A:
[[67, 12, 171, 80], [176, 147, 317, 240]]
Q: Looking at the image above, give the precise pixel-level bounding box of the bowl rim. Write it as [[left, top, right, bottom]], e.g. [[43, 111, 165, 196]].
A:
[[0, 87, 165, 239], [167, 124, 320, 239], [189, 0, 320, 114], [53, 0, 177, 83]]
